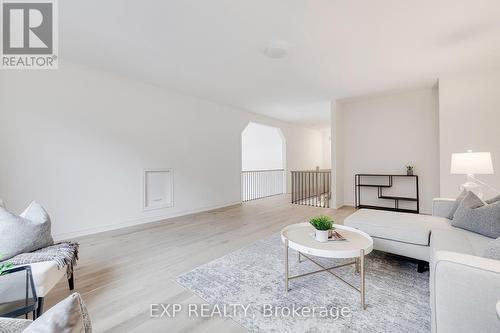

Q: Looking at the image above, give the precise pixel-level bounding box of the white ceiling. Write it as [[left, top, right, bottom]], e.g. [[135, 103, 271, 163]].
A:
[[61, 0, 500, 127]]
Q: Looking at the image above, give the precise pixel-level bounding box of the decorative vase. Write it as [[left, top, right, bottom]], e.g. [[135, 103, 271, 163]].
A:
[[315, 229, 329, 242], [407, 168, 413, 176]]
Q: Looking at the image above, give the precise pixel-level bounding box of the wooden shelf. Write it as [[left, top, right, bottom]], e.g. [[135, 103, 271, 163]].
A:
[[357, 184, 392, 188], [356, 174, 418, 177], [357, 205, 418, 214], [378, 195, 418, 202]]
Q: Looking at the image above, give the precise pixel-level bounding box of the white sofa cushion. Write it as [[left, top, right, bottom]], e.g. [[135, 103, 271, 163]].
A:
[[17, 261, 66, 297], [432, 198, 456, 219], [372, 237, 431, 261], [483, 237, 500, 260], [344, 209, 451, 246], [431, 227, 492, 258]]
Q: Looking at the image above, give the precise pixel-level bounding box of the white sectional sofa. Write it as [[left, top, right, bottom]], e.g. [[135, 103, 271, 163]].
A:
[[344, 198, 500, 333]]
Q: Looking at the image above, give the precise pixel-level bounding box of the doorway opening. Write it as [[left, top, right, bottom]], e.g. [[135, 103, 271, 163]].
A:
[[241, 122, 286, 201]]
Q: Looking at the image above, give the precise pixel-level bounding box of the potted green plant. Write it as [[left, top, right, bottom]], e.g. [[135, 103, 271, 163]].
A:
[[309, 215, 333, 242], [0, 254, 13, 276], [406, 164, 414, 176]]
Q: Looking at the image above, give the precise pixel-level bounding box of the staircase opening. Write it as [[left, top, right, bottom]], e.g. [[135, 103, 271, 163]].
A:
[[291, 168, 331, 208]]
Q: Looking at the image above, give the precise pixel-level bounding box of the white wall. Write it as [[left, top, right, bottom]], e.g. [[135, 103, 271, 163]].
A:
[[0, 62, 324, 239], [241, 122, 284, 171], [331, 102, 344, 208], [321, 128, 332, 169], [439, 67, 500, 199], [331, 88, 440, 214]]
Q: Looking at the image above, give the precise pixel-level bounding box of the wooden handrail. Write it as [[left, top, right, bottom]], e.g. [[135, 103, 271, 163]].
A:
[[242, 169, 284, 173]]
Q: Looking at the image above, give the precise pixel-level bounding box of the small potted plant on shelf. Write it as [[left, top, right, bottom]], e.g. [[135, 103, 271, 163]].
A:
[[406, 164, 414, 176], [309, 215, 333, 242], [0, 254, 13, 276]]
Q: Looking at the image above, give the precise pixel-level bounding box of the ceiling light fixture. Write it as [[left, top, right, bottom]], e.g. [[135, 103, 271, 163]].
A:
[[262, 40, 290, 59]]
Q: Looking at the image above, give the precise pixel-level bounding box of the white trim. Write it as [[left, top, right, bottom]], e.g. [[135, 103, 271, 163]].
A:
[[334, 203, 349, 209], [143, 168, 174, 211], [53, 201, 242, 241]]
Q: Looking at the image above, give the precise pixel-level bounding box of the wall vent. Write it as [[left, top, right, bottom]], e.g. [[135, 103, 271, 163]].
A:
[[143, 168, 174, 211]]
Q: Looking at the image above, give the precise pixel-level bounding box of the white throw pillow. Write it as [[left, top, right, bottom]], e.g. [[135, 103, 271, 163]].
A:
[[20, 201, 52, 224], [24, 293, 92, 333], [0, 199, 5, 208], [0, 201, 54, 260]]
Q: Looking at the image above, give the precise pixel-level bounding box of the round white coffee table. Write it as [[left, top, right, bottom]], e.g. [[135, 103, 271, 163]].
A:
[[281, 223, 373, 309]]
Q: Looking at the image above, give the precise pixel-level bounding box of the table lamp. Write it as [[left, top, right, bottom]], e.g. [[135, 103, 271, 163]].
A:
[[450, 150, 494, 198]]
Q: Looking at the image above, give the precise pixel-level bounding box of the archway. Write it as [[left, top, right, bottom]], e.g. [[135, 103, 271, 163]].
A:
[[241, 122, 286, 201]]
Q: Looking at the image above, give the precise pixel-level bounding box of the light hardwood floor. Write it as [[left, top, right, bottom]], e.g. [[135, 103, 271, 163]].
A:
[[46, 195, 355, 333]]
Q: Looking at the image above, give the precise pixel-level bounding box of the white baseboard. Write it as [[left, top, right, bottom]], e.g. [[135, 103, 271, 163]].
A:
[[338, 204, 355, 209], [342, 201, 354, 207], [53, 201, 242, 241]]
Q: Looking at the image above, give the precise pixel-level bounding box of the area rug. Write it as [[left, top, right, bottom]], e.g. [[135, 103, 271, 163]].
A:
[[177, 234, 431, 332]]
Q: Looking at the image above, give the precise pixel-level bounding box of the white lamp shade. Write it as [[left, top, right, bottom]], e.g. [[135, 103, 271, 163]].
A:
[[450, 152, 494, 175]]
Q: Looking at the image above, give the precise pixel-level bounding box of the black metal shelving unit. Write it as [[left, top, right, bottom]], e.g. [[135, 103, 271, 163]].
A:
[[355, 174, 419, 214]]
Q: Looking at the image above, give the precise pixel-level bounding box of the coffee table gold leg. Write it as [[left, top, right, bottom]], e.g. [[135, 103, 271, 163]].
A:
[[355, 257, 360, 274], [360, 249, 366, 310], [284, 239, 289, 294], [298, 252, 302, 263]]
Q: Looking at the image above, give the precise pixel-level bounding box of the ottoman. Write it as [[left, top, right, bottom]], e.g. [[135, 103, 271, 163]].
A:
[[344, 208, 452, 271]]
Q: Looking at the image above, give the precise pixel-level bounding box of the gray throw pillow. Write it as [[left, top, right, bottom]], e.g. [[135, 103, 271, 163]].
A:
[[24, 293, 92, 333], [447, 189, 468, 219], [451, 191, 500, 238], [0, 201, 54, 260], [483, 237, 500, 260], [486, 194, 500, 204]]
